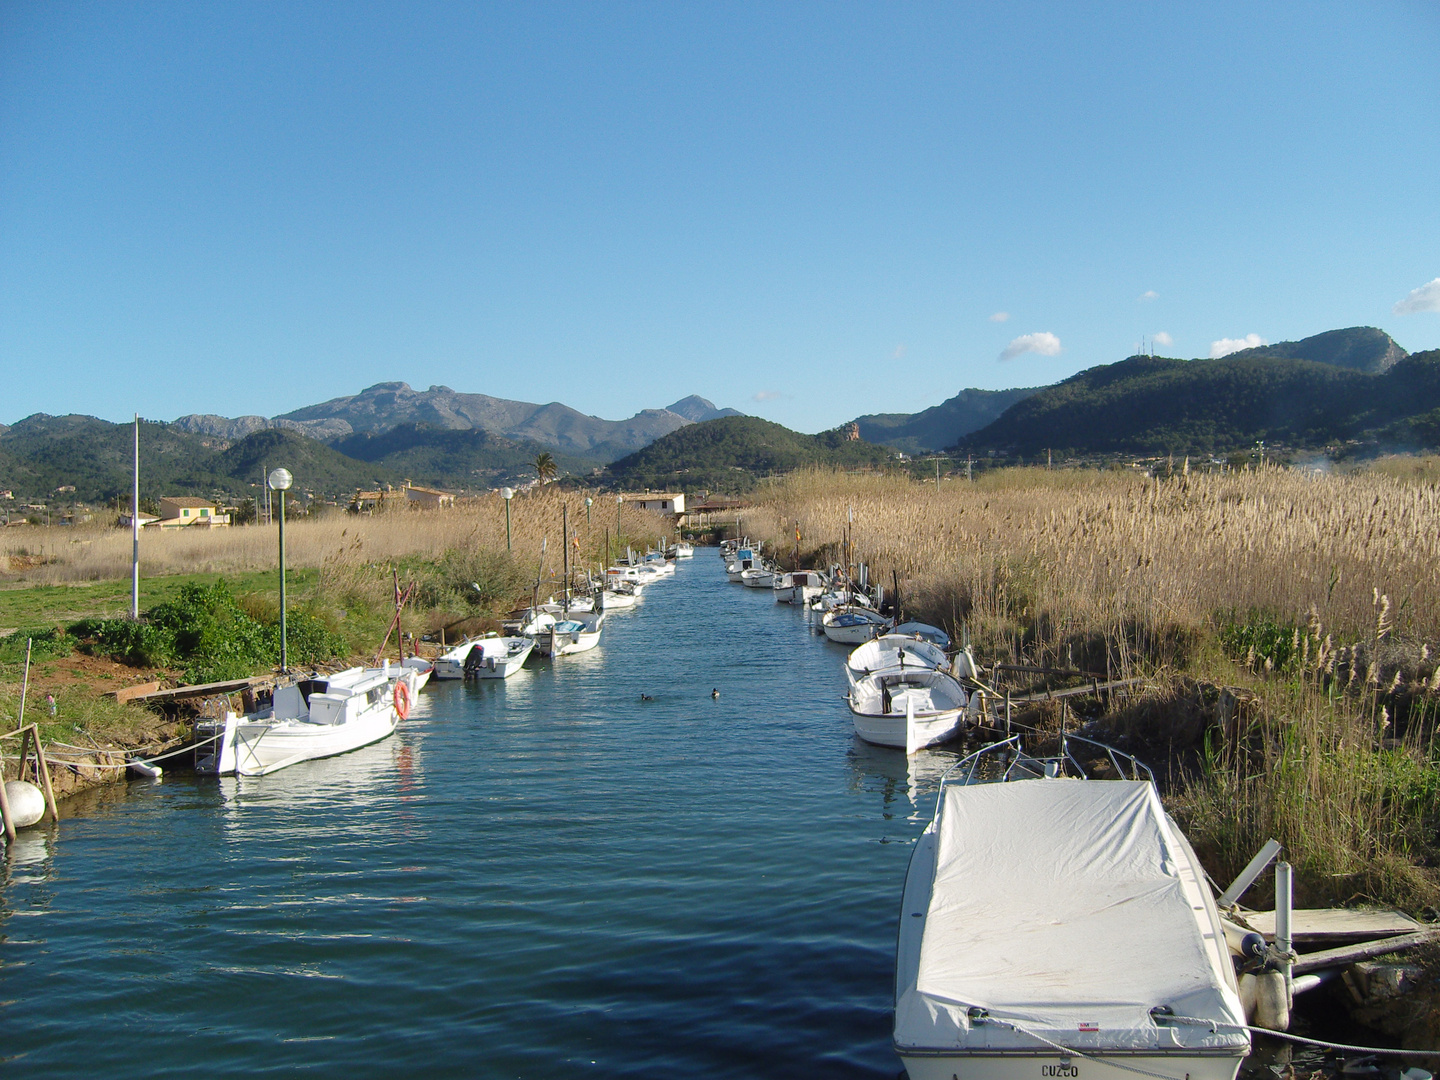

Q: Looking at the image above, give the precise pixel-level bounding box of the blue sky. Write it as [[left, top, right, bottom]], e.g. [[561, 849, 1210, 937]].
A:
[[3, 1, 1438, 433]]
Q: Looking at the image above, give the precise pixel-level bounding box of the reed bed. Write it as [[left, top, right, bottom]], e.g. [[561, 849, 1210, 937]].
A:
[[748, 466, 1440, 908], [2, 488, 666, 592], [749, 465, 1440, 667]]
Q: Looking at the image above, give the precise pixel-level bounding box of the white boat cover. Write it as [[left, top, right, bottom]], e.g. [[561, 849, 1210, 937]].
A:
[[895, 779, 1248, 1054]]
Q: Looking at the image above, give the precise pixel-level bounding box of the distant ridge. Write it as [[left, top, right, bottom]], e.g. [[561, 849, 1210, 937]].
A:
[[175, 384, 744, 462], [604, 415, 895, 493], [854, 386, 1041, 454], [956, 332, 1439, 458]]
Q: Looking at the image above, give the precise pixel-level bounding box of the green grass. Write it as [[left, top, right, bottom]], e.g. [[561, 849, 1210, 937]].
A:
[[0, 568, 320, 633]]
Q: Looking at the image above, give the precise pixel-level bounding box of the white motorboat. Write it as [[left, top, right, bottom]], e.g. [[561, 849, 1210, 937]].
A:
[[195, 664, 420, 777], [845, 633, 950, 685], [821, 605, 892, 644], [667, 541, 694, 559], [725, 547, 758, 582], [640, 551, 675, 577], [433, 636, 484, 679], [536, 610, 604, 656], [434, 634, 534, 679], [773, 569, 827, 605], [740, 564, 776, 588], [848, 667, 968, 751], [895, 736, 1249, 1080], [602, 579, 643, 609]]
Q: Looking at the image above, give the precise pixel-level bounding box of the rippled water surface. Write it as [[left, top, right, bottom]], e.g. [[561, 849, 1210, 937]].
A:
[[1, 556, 959, 1078]]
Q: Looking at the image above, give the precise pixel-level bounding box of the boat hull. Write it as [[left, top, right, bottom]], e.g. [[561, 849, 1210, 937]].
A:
[[823, 622, 883, 644], [898, 1051, 1243, 1080], [850, 705, 964, 749]]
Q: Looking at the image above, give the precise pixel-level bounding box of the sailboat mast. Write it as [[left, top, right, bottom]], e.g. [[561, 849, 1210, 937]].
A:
[[562, 502, 570, 606]]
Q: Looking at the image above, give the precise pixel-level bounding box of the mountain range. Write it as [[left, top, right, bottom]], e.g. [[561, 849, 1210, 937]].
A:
[[956, 328, 1439, 459], [4, 325, 1437, 506], [175, 385, 741, 461]]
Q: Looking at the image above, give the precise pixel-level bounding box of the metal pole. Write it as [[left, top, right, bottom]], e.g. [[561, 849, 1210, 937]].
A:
[[1276, 861, 1294, 1002], [278, 489, 288, 673], [131, 414, 141, 618], [505, 496, 512, 552]]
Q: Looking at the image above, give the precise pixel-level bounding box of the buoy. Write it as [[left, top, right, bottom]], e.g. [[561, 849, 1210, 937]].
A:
[[129, 760, 163, 779], [4, 780, 46, 829]]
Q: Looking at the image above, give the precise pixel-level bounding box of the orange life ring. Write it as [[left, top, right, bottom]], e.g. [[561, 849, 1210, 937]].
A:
[[393, 679, 412, 720]]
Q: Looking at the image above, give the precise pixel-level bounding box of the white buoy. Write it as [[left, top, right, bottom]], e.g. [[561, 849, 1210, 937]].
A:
[[4, 780, 46, 829], [129, 761, 163, 779]]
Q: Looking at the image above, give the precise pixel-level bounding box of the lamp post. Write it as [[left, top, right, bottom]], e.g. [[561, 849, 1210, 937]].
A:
[[584, 495, 592, 525], [268, 467, 293, 673], [501, 487, 515, 552]]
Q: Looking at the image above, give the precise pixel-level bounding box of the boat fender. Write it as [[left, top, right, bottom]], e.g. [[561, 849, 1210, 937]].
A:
[[3, 780, 45, 829], [1253, 970, 1289, 1032], [393, 679, 412, 720]]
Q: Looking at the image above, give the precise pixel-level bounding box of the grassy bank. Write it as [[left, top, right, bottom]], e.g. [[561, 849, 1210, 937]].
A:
[[746, 465, 1440, 911], [1, 488, 668, 752]]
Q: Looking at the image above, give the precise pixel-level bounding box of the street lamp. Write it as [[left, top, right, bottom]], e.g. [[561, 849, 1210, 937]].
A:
[[584, 496, 592, 525], [501, 487, 515, 552], [268, 467, 293, 673]]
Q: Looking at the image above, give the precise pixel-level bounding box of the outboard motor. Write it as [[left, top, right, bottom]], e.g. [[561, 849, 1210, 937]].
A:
[[463, 645, 484, 681]]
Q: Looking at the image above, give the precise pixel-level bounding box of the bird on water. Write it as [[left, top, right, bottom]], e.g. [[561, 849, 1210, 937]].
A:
[[711, 688, 720, 700]]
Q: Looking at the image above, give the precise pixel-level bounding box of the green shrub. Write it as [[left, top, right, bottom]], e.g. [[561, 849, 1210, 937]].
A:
[[70, 580, 348, 682], [1218, 615, 1301, 673], [0, 627, 77, 665]]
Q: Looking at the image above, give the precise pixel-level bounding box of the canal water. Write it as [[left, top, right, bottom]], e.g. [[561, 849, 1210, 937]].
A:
[[0, 554, 957, 1078]]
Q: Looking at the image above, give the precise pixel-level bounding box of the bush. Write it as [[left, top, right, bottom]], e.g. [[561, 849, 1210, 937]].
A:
[[71, 580, 349, 682], [0, 627, 77, 665], [434, 548, 528, 610]]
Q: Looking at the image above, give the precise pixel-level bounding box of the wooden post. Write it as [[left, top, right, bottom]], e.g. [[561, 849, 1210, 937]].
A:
[[0, 759, 14, 843], [28, 726, 57, 823]]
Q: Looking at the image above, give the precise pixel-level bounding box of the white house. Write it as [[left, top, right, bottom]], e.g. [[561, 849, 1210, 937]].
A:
[[625, 492, 685, 515]]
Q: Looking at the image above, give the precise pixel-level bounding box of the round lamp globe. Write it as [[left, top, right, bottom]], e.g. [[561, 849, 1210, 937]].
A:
[[267, 468, 293, 491]]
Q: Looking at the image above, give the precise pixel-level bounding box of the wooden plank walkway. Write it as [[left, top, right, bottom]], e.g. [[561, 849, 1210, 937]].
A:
[[1244, 907, 1424, 944]]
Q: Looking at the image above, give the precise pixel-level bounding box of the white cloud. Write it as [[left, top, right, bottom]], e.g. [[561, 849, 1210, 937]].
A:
[[1154, 331, 1174, 347], [1139, 290, 1159, 302], [989, 311, 1010, 322], [1209, 333, 1267, 358], [999, 332, 1062, 362], [1393, 278, 1440, 315], [752, 390, 783, 402], [891, 344, 906, 360]]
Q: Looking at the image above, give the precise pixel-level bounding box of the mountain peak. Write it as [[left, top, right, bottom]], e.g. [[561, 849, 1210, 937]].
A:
[[1226, 327, 1407, 374], [666, 395, 744, 423]]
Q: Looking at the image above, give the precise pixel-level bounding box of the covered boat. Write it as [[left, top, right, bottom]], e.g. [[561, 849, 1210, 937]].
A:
[[195, 664, 419, 777], [848, 667, 968, 750], [821, 605, 892, 644], [895, 742, 1249, 1080], [845, 633, 949, 685]]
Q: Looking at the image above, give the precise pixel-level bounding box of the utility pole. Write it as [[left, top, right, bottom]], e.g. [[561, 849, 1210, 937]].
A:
[[131, 414, 140, 619]]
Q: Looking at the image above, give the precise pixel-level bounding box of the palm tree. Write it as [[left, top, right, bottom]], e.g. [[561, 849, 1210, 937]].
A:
[[533, 452, 557, 485]]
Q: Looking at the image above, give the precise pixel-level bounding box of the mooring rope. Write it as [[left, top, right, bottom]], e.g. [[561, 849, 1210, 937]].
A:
[[1165, 1014, 1438, 1057], [24, 732, 224, 771]]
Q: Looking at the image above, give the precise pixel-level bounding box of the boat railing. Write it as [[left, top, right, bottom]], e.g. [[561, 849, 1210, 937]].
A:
[[931, 732, 1155, 818]]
